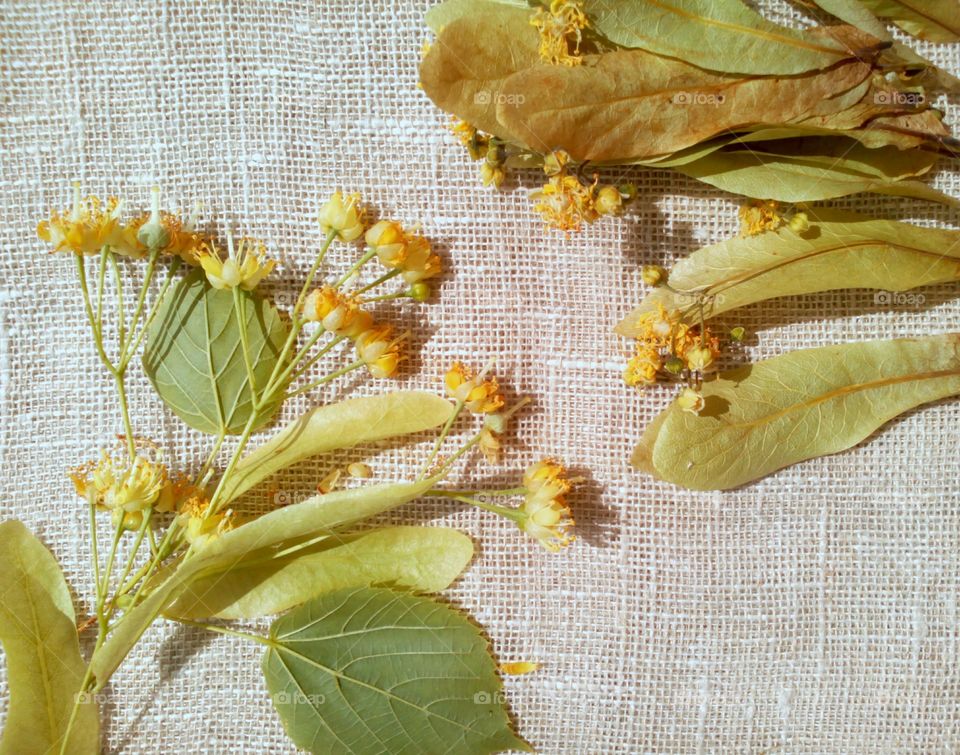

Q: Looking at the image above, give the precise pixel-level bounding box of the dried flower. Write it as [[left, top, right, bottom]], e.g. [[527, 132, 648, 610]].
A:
[[624, 345, 662, 388], [198, 235, 275, 291], [530, 173, 598, 233], [449, 119, 489, 161], [445, 362, 505, 414], [71, 451, 173, 514], [319, 191, 364, 242], [739, 200, 783, 237], [400, 234, 442, 284], [594, 185, 623, 216], [641, 265, 666, 287], [37, 185, 127, 256], [347, 462, 373, 479], [480, 161, 506, 189], [530, 0, 588, 66]]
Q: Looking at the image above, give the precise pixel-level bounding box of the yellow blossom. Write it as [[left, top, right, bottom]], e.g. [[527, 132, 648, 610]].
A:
[[304, 286, 368, 337], [319, 191, 364, 242], [365, 220, 408, 268], [37, 185, 127, 256], [530, 173, 598, 233], [789, 211, 810, 233], [198, 235, 275, 291], [624, 346, 661, 388], [738, 200, 782, 237], [677, 387, 706, 415], [400, 235, 442, 284], [519, 459, 575, 551], [445, 362, 505, 414], [71, 451, 174, 514], [530, 0, 588, 66], [355, 325, 403, 378], [480, 161, 506, 189], [684, 342, 716, 372], [347, 462, 373, 479], [176, 496, 234, 548], [478, 425, 502, 464], [448, 119, 489, 161]]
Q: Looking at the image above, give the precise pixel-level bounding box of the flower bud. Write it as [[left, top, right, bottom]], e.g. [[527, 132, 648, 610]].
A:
[[365, 220, 407, 268], [788, 212, 810, 233], [729, 326, 746, 343], [677, 387, 705, 415], [408, 282, 431, 302], [594, 185, 623, 216], [136, 187, 171, 251], [480, 161, 505, 189], [641, 265, 666, 287]]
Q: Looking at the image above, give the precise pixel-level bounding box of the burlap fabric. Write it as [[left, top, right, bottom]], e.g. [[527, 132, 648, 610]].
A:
[[2, 1, 960, 752]]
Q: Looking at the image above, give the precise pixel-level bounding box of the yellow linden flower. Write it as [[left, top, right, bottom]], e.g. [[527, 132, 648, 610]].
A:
[[594, 185, 623, 216], [530, 173, 598, 233], [478, 425, 502, 464], [641, 265, 666, 287], [132, 191, 206, 263], [677, 387, 706, 415], [355, 325, 403, 378], [684, 343, 716, 372], [738, 200, 783, 237], [400, 235, 442, 284], [176, 495, 234, 548], [480, 161, 506, 189], [519, 459, 575, 552], [37, 184, 127, 256], [198, 235, 275, 291], [448, 119, 489, 161], [530, 0, 588, 66], [445, 362, 505, 414], [623, 349, 660, 388], [304, 286, 368, 337], [72, 451, 174, 514], [319, 191, 364, 242], [365, 220, 408, 268]]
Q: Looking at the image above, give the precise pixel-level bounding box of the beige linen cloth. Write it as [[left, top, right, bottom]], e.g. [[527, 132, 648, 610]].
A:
[[2, 1, 960, 752]]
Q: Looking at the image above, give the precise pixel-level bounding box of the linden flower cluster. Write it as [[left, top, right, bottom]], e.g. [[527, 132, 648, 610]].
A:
[[517, 459, 576, 552], [623, 301, 722, 412], [38, 184, 206, 263], [530, 0, 589, 66], [299, 196, 444, 380], [531, 151, 634, 233], [739, 199, 810, 237], [71, 450, 177, 530]]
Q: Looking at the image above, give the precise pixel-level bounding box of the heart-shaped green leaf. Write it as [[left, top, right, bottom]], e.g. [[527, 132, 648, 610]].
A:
[[0, 520, 99, 755], [263, 587, 531, 755], [167, 526, 474, 620], [143, 269, 289, 435]]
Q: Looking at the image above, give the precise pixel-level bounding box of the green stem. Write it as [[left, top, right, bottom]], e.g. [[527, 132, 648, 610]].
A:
[[431, 491, 520, 520], [233, 287, 258, 397], [95, 248, 109, 337], [437, 432, 482, 475], [418, 399, 465, 480], [113, 371, 137, 460], [361, 291, 409, 304], [124, 245, 161, 348], [88, 499, 102, 611], [287, 334, 345, 384], [75, 255, 114, 369], [335, 248, 376, 287], [97, 520, 125, 616], [109, 252, 126, 348], [175, 618, 274, 647], [285, 359, 365, 399], [353, 267, 400, 296], [195, 428, 227, 488], [119, 256, 181, 370], [107, 511, 152, 621]]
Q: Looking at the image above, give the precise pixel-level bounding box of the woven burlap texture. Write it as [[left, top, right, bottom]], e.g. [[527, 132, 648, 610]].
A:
[[3, 0, 960, 752]]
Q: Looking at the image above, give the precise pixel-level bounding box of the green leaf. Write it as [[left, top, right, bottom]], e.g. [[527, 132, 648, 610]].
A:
[[672, 138, 954, 204], [220, 391, 454, 503], [167, 526, 474, 620], [857, 0, 960, 42], [616, 208, 960, 335], [263, 587, 531, 755], [90, 478, 438, 687], [497, 50, 872, 161], [803, 0, 892, 40], [636, 334, 960, 490], [0, 521, 99, 755], [425, 0, 530, 34], [419, 7, 543, 143], [143, 269, 289, 435], [582, 0, 853, 75]]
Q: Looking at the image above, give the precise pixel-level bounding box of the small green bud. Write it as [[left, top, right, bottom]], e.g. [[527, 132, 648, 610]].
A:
[[409, 282, 431, 302], [136, 186, 170, 251], [664, 356, 685, 374], [729, 326, 746, 342], [483, 412, 507, 434]]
